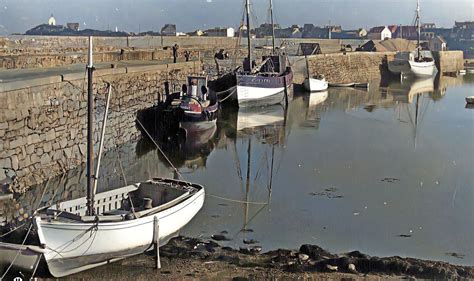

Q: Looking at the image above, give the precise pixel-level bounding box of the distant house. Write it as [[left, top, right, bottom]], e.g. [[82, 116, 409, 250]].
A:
[[205, 27, 235, 37], [255, 23, 281, 38], [161, 24, 177, 36], [331, 29, 367, 39], [392, 25, 418, 40], [429, 36, 447, 51], [302, 24, 330, 39], [187, 30, 204, 36], [275, 25, 302, 38], [367, 26, 391, 40], [67, 23, 79, 31], [326, 25, 342, 33], [452, 21, 474, 41], [422, 23, 436, 29]]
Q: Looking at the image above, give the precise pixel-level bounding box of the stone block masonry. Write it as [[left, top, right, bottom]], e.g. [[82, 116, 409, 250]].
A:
[[0, 60, 201, 193], [432, 51, 464, 73], [305, 52, 396, 84]]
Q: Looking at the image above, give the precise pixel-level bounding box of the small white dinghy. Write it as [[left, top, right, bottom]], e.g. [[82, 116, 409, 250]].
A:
[[303, 76, 328, 92], [304, 56, 328, 92]]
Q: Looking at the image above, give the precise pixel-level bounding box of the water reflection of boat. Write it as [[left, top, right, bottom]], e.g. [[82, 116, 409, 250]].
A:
[[136, 117, 217, 171], [236, 105, 286, 132], [388, 77, 435, 103], [305, 91, 328, 128]]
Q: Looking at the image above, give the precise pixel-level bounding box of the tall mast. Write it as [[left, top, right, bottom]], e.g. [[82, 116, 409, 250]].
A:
[[86, 36, 95, 216], [416, 0, 421, 50], [245, 0, 252, 70], [270, 0, 275, 54]]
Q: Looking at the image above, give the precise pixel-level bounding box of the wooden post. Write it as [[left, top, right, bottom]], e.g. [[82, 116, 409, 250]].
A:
[[283, 76, 289, 107], [153, 216, 161, 269], [164, 81, 170, 100]]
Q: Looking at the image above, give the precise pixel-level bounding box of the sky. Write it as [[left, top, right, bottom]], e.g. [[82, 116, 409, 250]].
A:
[[0, 0, 472, 35]]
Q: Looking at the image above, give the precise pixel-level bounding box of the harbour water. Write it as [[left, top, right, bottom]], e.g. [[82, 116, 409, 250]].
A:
[[4, 74, 473, 266]]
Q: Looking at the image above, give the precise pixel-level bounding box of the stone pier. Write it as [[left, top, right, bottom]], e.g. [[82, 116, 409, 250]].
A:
[[0, 61, 200, 192]]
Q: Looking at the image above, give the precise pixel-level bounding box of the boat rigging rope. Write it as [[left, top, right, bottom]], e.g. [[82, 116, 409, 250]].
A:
[[0, 222, 28, 238], [0, 223, 33, 280]]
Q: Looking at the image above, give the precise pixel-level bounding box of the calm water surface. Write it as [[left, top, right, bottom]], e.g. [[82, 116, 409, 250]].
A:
[[9, 74, 474, 266], [179, 74, 474, 266]]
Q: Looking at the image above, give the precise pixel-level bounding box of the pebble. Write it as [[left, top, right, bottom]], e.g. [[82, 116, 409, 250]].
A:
[[211, 234, 231, 241], [298, 253, 309, 261], [243, 239, 259, 245], [348, 263, 357, 272]]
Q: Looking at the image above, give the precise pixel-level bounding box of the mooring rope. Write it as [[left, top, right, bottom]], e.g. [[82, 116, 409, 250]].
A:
[[218, 86, 237, 102]]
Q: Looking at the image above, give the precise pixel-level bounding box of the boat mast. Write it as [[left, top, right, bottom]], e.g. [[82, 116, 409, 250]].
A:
[[245, 0, 252, 70], [416, 0, 421, 58], [270, 0, 276, 54], [86, 36, 95, 216]]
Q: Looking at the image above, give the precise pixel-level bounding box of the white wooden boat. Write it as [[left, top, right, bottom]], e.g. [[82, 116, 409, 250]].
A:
[[0, 36, 206, 278], [34, 178, 204, 277], [387, 0, 438, 77], [304, 77, 328, 92]]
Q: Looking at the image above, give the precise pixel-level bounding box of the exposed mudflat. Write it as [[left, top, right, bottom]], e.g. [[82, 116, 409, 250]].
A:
[[59, 236, 474, 280]]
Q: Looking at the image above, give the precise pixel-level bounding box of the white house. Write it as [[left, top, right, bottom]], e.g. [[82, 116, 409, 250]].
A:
[[429, 36, 447, 51], [205, 27, 235, 37], [367, 26, 392, 40]]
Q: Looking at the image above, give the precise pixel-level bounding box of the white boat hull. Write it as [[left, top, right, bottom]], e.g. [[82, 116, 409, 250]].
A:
[[237, 85, 286, 107], [304, 78, 328, 92], [388, 51, 437, 77], [35, 188, 205, 277], [408, 60, 437, 77]]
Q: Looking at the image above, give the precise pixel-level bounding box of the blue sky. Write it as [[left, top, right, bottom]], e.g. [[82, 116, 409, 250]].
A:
[[0, 0, 472, 34]]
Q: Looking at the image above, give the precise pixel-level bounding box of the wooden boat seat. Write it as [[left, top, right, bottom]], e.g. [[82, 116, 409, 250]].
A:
[[133, 191, 190, 218]]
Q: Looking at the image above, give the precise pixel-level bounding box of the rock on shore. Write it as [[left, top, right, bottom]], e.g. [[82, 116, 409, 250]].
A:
[[64, 236, 474, 280]]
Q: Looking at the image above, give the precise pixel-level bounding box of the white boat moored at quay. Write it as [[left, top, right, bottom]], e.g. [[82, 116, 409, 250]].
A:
[[0, 36, 205, 278]]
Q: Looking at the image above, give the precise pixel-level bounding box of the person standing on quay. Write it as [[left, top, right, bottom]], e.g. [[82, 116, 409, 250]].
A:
[[184, 50, 190, 62], [172, 44, 179, 63]]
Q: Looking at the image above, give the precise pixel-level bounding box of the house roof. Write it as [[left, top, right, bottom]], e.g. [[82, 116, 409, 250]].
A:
[[369, 26, 387, 33], [359, 38, 417, 52], [387, 25, 398, 33]]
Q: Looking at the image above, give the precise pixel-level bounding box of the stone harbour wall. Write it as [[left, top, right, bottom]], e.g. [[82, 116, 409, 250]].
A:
[[305, 52, 396, 84], [432, 51, 464, 73], [0, 61, 200, 193]]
